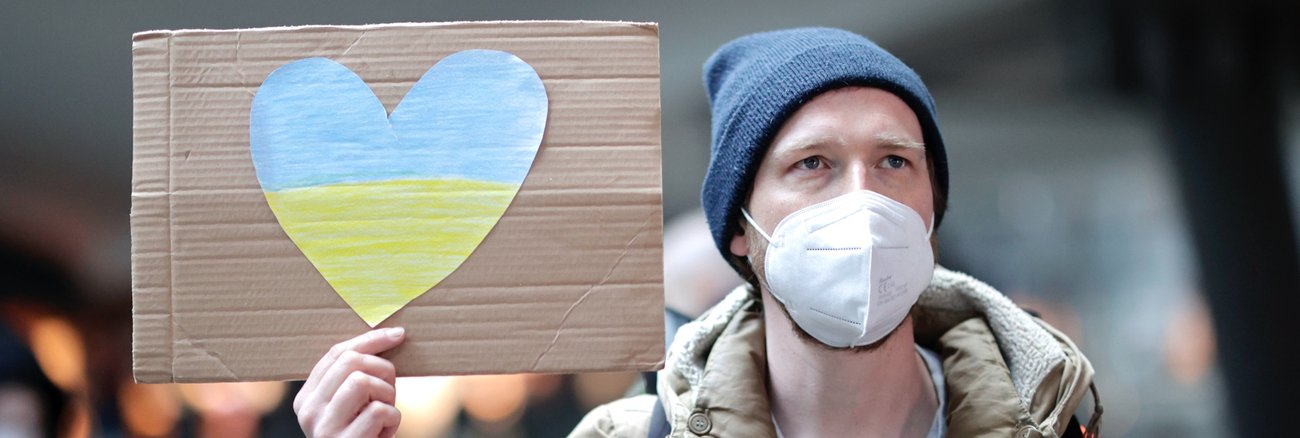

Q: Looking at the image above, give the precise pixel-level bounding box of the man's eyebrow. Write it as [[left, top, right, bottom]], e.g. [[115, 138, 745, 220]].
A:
[[776, 133, 924, 155], [875, 133, 925, 151], [776, 135, 842, 154]]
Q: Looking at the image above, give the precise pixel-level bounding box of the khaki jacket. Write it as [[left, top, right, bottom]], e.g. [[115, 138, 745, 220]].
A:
[[571, 267, 1102, 437]]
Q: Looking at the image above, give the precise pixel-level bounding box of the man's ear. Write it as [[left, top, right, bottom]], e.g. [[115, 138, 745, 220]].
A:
[[729, 228, 749, 258]]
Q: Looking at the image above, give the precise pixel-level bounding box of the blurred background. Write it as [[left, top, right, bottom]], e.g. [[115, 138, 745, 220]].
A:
[[2, 0, 1298, 437]]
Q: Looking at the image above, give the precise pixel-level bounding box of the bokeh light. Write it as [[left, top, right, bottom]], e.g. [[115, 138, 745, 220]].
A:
[[178, 381, 286, 416], [117, 381, 181, 437], [27, 317, 85, 392], [573, 372, 640, 410], [459, 374, 527, 430], [394, 376, 459, 438], [1164, 295, 1217, 386]]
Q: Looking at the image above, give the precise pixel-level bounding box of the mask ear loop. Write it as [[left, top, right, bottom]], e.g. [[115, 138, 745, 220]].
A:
[[740, 209, 775, 243], [926, 213, 935, 239]]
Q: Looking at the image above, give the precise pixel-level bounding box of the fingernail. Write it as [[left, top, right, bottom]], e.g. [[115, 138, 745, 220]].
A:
[[385, 327, 405, 339]]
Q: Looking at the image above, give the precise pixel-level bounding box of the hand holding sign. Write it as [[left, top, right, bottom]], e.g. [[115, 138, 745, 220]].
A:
[[294, 328, 406, 437]]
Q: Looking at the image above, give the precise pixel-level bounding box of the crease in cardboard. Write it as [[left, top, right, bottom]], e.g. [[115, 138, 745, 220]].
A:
[[165, 33, 178, 383], [529, 209, 658, 371], [340, 31, 365, 57], [130, 32, 177, 383], [233, 32, 254, 98], [173, 321, 239, 381]]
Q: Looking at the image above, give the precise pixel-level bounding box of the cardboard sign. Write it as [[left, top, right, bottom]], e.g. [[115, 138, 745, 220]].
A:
[[131, 21, 665, 383]]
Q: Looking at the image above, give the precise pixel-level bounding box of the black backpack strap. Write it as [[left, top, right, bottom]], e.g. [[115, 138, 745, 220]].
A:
[[642, 370, 658, 395], [647, 397, 670, 438], [1062, 415, 1085, 438]]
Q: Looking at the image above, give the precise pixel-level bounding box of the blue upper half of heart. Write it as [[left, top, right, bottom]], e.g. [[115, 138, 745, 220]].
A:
[[249, 50, 548, 192]]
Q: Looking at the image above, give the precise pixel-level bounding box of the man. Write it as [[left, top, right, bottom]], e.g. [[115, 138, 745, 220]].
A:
[[294, 28, 1101, 437]]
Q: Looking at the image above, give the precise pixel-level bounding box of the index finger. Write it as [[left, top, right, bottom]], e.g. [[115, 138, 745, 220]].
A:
[[302, 327, 406, 397]]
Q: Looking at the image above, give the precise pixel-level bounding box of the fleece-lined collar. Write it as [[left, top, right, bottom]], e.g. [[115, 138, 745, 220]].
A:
[[657, 266, 1100, 437]]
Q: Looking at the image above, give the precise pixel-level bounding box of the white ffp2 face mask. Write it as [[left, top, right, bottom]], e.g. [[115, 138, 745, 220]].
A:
[[743, 190, 935, 348]]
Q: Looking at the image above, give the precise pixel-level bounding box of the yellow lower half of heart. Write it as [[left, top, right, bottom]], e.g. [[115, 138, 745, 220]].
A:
[[264, 178, 519, 326]]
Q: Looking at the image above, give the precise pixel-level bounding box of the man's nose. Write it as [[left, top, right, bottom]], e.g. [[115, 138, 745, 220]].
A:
[[844, 161, 877, 193]]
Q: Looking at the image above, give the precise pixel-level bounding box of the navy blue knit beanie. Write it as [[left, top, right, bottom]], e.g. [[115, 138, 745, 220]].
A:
[[701, 27, 948, 266]]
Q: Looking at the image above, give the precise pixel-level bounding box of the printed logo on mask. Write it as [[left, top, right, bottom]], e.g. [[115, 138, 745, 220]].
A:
[[877, 276, 906, 305]]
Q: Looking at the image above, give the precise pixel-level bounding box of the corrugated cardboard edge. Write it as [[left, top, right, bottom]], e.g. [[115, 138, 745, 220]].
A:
[[131, 21, 665, 383], [131, 32, 174, 383], [131, 20, 660, 39], [645, 25, 666, 374]]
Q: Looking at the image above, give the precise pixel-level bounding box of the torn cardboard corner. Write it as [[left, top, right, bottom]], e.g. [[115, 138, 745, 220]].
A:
[[131, 21, 665, 383]]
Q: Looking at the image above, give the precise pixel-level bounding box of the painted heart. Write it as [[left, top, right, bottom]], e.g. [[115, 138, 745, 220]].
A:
[[249, 50, 547, 326]]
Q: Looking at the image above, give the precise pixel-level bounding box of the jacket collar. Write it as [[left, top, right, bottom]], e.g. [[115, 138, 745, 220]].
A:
[[658, 266, 1098, 437]]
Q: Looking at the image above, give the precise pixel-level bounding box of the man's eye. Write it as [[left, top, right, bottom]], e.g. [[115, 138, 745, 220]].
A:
[[881, 155, 907, 169], [797, 156, 823, 170]]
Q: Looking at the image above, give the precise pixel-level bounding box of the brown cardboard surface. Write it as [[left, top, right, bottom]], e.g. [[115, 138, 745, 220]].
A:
[[131, 21, 664, 383]]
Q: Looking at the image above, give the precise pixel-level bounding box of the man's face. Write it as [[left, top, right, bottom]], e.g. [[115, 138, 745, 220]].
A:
[[730, 86, 935, 346]]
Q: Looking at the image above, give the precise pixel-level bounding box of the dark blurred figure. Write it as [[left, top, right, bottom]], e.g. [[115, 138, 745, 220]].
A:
[[1067, 1, 1300, 435], [0, 324, 66, 438], [1151, 3, 1299, 437], [660, 209, 745, 348], [0, 245, 76, 437]]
